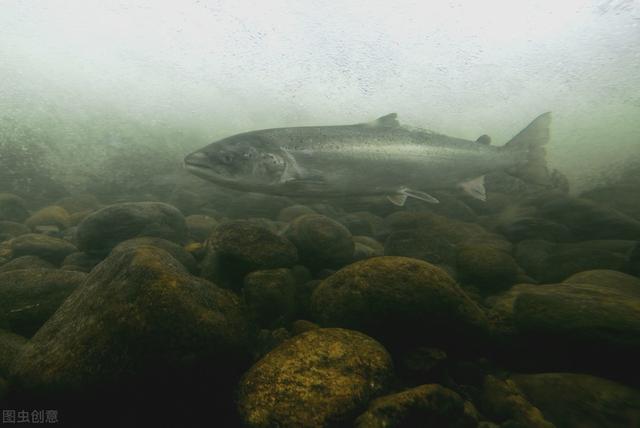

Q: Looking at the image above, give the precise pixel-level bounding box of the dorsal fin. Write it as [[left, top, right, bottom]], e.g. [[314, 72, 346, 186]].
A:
[[367, 113, 400, 128]]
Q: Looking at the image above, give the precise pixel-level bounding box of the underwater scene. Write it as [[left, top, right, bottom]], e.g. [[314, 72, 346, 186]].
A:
[[1, 0, 640, 426]]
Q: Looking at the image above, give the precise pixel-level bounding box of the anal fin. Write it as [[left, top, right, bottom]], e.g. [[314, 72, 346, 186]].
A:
[[387, 187, 439, 206], [387, 193, 408, 206]]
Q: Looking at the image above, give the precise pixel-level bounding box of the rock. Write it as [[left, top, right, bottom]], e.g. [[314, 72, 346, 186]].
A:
[[581, 184, 640, 221], [0, 193, 29, 222], [243, 269, 297, 328], [0, 329, 26, 377], [456, 245, 520, 292], [75, 202, 189, 255], [285, 214, 354, 271], [237, 328, 393, 428], [425, 190, 478, 222], [111, 237, 198, 273], [0, 221, 30, 242], [512, 373, 640, 428], [353, 236, 384, 254], [515, 239, 634, 283], [354, 384, 478, 428], [627, 242, 640, 277], [185, 214, 218, 242], [0, 255, 55, 273], [10, 246, 251, 425], [25, 206, 70, 231], [537, 196, 640, 241], [563, 269, 640, 287], [277, 204, 316, 222], [311, 257, 489, 351], [0, 269, 86, 337], [498, 217, 571, 242], [398, 347, 447, 385], [290, 319, 320, 335], [61, 252, 102, 273], [339, 211, 385, 236], [252, 327, 292, 361], [201, 220, 298, 289], [6, 234, 77, 264], [488, 277, 640, 378], [54, 194, 101, 214], [480, 375, 554, 427], [384, 229, 456, 266]]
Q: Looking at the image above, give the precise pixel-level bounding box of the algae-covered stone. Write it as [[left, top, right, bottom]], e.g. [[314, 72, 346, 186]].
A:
[[75, 202, 188, 255], [285, 214, 354, 270], [243, 268, 297, 328], [480, 375, 554, 428], [277, 204, 316, 222], [54, 194, 101, 214], [0, 329, 26, 377], [355, 384, 478, 428], [0, 255, 54, 273], [111, 237, 197, 273], [202, 220, 298, 288], [7, 233, 77, 265], [456, 245, 520, 292], [185, 214, 218, 242], [25, 206, 70, 231], [60, 252, 102, 273], [0, 221, 29, 242], [238, 328, 393, 428], [384, 229, 456, 266], [488, 277, 640, 377], [512, 373, 640, 428], [0, 193, 29, 223], [10, 247, 251, 412], [311, 256, 489, 350], [563, 269, 640, 287], [0, 269, 85, 337]]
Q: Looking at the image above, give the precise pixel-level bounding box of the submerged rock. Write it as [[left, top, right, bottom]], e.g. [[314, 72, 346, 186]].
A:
[[285, 214, 354, 271], [0, 329, 26, 377], [10, 246, 251, 424], [0, 221, 29, 242], [25, 206, 70, 231], [311, 256, 489, 351], [384, 229, 456, 266], [488, 275, 640, 378], [456, 245, 520, 292], [111, 236, 198, 273], [515, 239, 634, 283], [0, 255, 54, 273], [277, 204, 316, 222], [185, 214, 218, 242], [0, 269, 86, 337], [237, 328, 393, 428], [75, 202, 189, 255], [480, 375, 554, 428], [0, 193, 29, 223], [5, 234, 77, 265], [355, 384, 478, 428], [202, 220, 298, 289], [60, 252, 102, 273], [243, 268, 297, 328], [512, 373, 640, 428]]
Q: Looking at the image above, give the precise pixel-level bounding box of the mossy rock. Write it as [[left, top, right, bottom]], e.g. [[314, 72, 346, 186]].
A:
[[311, 256, 489, 351], [0, 255, 54, 273], [75, 202, 189, 255], [512, 373, 640, 428], [285, 214, 354, 270], [238, 328, 393, 428], [0, 269, 86, 337], [456, 245, 520, 292], [355, 384, 478, 428], [10, 246, 251, 425], [25, 206, 70, 231], [243, 268, 297, 328], [6, 233, 77, 265], [0, 193, 29, 223]]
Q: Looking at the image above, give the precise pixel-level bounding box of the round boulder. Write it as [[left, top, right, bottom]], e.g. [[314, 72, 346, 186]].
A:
[[7, 233, 77, 264], [285, 214, 354, 270], [238, 328, 393, 428], [311, 257, 489, 350], [0, 193, 29, 223], [75, 202, 188, 255]]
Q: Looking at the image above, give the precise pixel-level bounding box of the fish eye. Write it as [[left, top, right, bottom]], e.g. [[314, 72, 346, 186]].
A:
[[220, 153, 234, 165]]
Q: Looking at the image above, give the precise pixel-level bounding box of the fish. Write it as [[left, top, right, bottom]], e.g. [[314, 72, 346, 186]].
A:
[[184, 112, 551, 206]]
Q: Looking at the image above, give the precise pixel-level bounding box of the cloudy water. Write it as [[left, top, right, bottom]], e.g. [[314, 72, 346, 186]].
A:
[[1, 1, 640, 427]]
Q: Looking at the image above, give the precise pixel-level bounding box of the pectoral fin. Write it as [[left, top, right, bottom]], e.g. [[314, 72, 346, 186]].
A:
[[459, 175, 486, 201], [388, 187, 439, 206]]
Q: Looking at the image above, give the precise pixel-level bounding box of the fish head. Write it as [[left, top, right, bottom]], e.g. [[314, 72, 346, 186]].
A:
[[184, 133, 288, 189]]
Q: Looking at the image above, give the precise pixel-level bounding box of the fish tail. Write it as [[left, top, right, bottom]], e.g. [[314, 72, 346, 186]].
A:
[[503, 112, 552, 185]]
